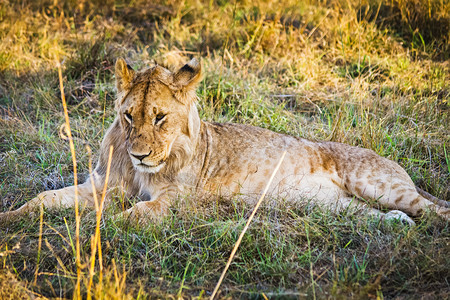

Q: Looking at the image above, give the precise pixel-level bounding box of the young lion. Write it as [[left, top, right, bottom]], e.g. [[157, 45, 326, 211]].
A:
[[1, 58, 448, 225]]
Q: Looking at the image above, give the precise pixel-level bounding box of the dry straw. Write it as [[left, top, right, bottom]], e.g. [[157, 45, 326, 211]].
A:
[[87, 145, 114, 299], [58, 55, 115, 298], [57, 58, 82, 298], [210, 151, 287, 299]]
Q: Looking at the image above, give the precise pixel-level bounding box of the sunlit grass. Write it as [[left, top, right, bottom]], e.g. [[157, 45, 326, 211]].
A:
[[0, 0, 449, 298]]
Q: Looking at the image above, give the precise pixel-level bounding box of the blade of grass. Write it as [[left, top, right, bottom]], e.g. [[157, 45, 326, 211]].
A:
[[63, 217, 76, 258], [305, 221, 316, 300], [33, 203, 44, 285], [444, 143, 449, 174]]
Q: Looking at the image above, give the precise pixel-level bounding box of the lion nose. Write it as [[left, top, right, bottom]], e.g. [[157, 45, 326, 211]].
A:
[[131, 151, 152, 161]]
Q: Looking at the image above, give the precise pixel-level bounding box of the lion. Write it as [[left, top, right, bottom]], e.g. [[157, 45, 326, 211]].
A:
[[1, 58, 449, 226]]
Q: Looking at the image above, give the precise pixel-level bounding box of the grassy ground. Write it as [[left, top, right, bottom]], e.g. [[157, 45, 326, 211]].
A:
[[0, 0, 449, 298]]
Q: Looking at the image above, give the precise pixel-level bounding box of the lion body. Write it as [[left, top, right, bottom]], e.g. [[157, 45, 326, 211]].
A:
[[1, 58, 448, 225], [97, 117, 444, 221]]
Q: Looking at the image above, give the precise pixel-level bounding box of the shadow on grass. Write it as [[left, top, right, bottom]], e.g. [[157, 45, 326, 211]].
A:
[[358, 0, 449, 61]]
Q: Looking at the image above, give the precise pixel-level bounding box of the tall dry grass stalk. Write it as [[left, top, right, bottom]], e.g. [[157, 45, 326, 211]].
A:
[[86, 145, 99, 299], [58, 56, 116, 298], [210, 151, 287, 299], [87, 145, 113, 299], [57, 57, 81, 299]]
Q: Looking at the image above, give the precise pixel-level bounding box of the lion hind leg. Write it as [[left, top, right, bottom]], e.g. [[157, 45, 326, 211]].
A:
[[351, 179, 449, 220], [337, 196, 416, 225], [416, 187, 450, 208], [386, 190, 450, 220], [322, 196, 415, 225]]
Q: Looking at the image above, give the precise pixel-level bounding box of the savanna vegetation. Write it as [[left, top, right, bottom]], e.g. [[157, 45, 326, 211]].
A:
[[0, 0, 449, 298]]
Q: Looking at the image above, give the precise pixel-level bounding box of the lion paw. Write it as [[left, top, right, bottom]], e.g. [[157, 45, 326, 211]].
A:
[[113, 201, 166, 226], [0, 211, 18, 226], [384, 210, 416, 226]]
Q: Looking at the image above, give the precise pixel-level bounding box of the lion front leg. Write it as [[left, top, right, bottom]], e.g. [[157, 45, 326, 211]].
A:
[[118, 187, 176, 225], [122, 197, 170, 225], [0, 181, 99, 224]]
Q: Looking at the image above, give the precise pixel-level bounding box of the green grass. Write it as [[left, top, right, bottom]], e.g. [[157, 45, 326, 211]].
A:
[[0, 0, 449, 298]]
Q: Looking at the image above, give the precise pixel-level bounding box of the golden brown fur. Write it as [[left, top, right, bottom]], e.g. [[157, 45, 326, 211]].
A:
[[1, 58, 449, 225]]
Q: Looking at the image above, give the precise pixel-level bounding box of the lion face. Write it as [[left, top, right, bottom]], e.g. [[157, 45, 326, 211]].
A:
[[115, 58, 202, 173], [120, 82, 186, 173]]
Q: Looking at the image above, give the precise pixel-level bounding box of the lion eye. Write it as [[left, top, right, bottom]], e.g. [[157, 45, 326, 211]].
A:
[[155, 114, 165, 124], [124, 112, 133, 123]]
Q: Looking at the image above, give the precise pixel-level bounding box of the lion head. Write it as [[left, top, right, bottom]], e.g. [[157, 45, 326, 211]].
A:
[[114, 58, 202, 174]]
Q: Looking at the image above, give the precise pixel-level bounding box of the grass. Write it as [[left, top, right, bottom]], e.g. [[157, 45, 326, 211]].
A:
[[0, 0, 449, 298]]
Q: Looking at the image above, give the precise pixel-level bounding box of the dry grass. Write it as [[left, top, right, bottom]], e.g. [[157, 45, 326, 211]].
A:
[[0, 0, 449, 298]]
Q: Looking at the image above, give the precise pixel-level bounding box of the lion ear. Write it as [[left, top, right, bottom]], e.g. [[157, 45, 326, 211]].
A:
[[115, 58, 135, 93], [172, 58, 202, 104]]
